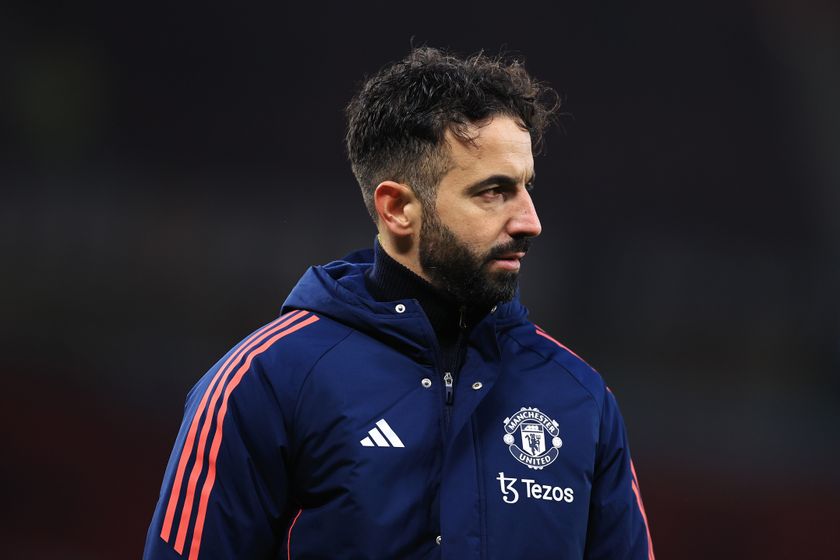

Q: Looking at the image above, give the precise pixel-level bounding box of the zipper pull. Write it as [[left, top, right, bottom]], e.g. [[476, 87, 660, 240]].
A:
[[443, 371, 454, 404], [458, 306, 467, 330]]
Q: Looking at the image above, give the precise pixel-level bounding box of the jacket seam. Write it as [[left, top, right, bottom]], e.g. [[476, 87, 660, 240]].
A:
[[595, 388, 609, 478], [502, 329, 604, 416], [471, 415, 489, 559], [289, 327, 356, 446]]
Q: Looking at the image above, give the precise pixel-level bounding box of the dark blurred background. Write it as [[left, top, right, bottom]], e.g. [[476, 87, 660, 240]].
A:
[[2, 0, 839, 558]]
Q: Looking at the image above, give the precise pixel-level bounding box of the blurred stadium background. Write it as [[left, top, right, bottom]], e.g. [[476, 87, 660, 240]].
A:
[[2, 1, 838, 558]]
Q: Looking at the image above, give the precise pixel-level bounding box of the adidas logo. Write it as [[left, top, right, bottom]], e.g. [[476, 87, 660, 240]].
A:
[[360, 419, 405, 448]]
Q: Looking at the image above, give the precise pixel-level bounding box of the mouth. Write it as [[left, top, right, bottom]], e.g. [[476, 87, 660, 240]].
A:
[[489, 252, 526, 271], [496, 251, 526, 260]]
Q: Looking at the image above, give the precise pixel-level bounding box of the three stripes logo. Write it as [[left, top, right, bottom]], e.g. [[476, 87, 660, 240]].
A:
[[360, 419, 405, 448], [158, 310, 319, 560]]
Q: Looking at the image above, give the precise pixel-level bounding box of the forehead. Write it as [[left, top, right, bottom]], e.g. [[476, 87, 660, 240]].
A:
[[442, 116, 534, 181]]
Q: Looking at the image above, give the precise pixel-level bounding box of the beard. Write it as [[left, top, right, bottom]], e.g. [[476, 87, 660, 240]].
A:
[[418, 209, 531, 309]]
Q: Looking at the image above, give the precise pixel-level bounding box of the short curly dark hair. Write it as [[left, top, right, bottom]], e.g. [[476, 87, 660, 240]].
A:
[[345, 47, 560, 222]]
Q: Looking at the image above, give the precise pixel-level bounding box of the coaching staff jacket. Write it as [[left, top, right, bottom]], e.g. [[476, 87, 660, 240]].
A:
[[144, 248, 654, 559]]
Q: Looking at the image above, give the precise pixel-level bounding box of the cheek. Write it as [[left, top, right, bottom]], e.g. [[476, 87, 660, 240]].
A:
[[434, 198, 501, 248], [448, 219, 498, 251]]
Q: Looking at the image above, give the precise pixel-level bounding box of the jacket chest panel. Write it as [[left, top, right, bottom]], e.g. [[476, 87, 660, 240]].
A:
[[467, 358, 599, 557], [287, 338, 445, 555], [282, 332, 600, 559]]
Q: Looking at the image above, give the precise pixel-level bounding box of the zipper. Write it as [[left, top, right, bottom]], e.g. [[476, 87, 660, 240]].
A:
[[443, 371, 454, 404], [442, 306, 469, 428]]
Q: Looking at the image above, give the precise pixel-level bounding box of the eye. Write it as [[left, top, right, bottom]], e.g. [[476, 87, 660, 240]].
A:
[[478, 187, 505, 201], [525, 180, 535, 192]]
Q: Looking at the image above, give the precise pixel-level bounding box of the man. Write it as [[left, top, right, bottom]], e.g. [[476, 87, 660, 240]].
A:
[[144, 47, 654, 559]]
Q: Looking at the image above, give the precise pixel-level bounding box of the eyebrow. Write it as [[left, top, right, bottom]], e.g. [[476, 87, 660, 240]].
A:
[[465, 172, 536, 194]]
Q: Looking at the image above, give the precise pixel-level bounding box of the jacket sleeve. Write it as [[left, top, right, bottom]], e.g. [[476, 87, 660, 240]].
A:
[[143, 355, 294, 560], [584, 388, 655, 560]]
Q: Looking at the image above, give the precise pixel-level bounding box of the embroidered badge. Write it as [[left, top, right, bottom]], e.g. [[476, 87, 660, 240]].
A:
[[502, 407, 563, 470]]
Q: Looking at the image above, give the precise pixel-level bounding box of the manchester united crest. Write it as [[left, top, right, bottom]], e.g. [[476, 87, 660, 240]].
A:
[[502, 407, 563, 470]]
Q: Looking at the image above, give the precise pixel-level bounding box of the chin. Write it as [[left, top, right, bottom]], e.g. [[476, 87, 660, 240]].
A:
[[478, 271, 519, 304]]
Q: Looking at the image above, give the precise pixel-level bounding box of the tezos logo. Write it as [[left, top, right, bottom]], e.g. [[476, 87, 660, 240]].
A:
[[496, 472, 574, 505], [502, 407, 563, 470]]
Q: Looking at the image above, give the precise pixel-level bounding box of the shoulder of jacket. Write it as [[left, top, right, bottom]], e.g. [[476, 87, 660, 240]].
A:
[[505, 320, 609, 412], [200, 310, 353, 409], [247, 309, 353, 374]]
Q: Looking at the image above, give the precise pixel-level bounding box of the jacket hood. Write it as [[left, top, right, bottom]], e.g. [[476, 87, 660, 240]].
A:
[[281, 248, 529, 364]]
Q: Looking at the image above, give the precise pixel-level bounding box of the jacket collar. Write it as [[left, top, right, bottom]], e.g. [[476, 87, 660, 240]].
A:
[[365, 239, 492, 343], [281, 246, 529, 364]]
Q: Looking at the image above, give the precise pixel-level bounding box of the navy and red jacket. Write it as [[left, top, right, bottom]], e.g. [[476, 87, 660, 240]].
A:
[[144, 248, 655, 559]]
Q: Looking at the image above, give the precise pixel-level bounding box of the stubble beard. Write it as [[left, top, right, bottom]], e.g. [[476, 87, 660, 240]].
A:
[[418, 209, 530, 309]]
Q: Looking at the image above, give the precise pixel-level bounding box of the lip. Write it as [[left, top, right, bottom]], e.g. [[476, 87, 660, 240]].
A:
[[493, 252, 527, 260], [489, 252, 525, 271], [490, 259, 521, 271]]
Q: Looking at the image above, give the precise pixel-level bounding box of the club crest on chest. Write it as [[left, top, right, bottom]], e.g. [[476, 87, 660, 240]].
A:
[[502, 407, 563, 470]]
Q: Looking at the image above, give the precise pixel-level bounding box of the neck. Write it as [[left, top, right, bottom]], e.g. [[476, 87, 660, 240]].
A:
[[375, 234, 429, 284], [365, 240, 490, 341]]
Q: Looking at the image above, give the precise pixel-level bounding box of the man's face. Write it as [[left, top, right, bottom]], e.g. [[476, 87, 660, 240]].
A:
[[418, 115, 542, 308]]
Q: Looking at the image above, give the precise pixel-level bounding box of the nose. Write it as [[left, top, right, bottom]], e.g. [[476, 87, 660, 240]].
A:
[[508, 188, 542, 238]]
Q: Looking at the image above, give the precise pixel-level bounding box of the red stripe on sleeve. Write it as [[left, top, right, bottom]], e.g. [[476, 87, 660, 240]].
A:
[[534, 325, 588, 364], [159, 310, 307, 545], [188, 314, 320, 560], [172, 311, 311, 553], [630, 460, 655, 560], [287, 508, 303, 560]]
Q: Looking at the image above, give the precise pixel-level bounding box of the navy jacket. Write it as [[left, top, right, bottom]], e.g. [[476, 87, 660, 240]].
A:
[[144, 249, 654, 559]]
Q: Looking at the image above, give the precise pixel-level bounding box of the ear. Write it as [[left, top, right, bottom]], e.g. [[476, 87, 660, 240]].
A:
[[373, 181, 421, 237]]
